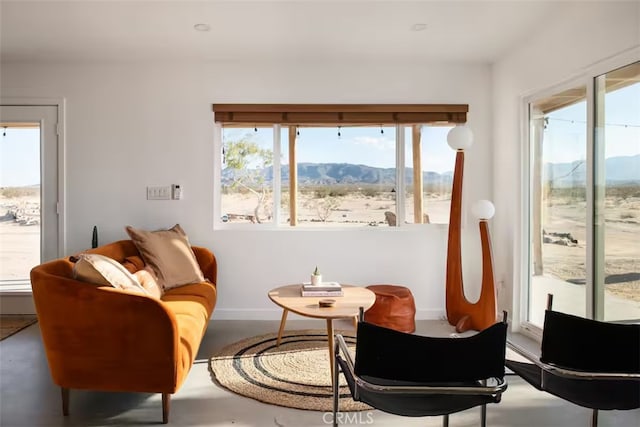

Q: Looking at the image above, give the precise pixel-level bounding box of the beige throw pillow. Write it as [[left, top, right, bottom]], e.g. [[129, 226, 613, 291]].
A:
[[73, 253, 149, 295], [125, 224, 205, 290]]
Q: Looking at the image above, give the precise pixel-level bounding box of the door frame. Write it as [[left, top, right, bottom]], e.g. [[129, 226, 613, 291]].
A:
[[516, 48, 640, 338], [0, 97, 66, 257]]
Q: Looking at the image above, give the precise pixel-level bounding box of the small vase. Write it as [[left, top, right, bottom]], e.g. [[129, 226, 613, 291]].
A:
[[310, 274, 322, 286]]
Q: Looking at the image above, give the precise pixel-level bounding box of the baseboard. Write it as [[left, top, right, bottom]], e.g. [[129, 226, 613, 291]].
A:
[[0, 294, 36, 315], [212, 308, 445, 321]]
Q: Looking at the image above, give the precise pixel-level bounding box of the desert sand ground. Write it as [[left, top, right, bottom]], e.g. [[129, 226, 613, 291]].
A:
[[0, 193, 40, 281], [539, 197, 639, 303], [221, 192, 452, 226]]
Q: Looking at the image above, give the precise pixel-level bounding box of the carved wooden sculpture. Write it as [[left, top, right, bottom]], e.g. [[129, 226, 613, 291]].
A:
[[445, 126, 498, 333]]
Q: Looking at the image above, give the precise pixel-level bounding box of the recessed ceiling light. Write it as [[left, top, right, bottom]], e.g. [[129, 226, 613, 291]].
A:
[[411, 23, 428, 32], [194, 23, 211, 32]]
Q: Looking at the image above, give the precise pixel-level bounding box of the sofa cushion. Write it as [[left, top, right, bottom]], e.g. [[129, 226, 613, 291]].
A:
[[73, 253, 148, 295], [161, 282, 217, 388], [125, 224, 205, 290], [162, 282, 217, 316]]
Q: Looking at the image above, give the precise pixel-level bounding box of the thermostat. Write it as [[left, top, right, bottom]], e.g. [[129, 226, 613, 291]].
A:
[[172, 184, 182, 200]]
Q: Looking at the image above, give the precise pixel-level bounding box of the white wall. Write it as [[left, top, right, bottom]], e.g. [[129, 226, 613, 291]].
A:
[[1, 60, 493, 319], [492, 1, 640, 326]]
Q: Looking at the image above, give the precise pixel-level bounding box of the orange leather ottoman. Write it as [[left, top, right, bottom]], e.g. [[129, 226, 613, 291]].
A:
[[364, 284, 416, 333]]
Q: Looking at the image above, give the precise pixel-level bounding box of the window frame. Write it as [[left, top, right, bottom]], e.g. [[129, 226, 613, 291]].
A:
[[517, 52, 640, 339], [520, 77, 591, 340]]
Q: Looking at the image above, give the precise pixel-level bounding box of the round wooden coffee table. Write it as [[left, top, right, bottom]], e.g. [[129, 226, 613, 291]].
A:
[[268, 284, 376, 385]]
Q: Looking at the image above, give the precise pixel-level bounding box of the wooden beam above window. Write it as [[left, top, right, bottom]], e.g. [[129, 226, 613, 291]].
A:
[[0, 122, 40, 129], [535, 87, 587, 115], [212, 104, 468, 125]]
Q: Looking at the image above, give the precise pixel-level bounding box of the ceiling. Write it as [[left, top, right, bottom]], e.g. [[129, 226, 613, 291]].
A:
[[0, 0, 558, 64]]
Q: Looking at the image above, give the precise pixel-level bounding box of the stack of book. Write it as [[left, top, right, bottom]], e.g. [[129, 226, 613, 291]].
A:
[[301, 282, 343, 297]]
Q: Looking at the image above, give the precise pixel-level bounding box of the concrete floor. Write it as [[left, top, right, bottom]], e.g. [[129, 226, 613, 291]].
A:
[[0, 318, 638, 427]]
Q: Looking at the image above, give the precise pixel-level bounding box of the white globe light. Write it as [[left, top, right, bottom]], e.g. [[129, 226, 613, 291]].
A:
[[472, 200, 495, 220], [447, 125, 473, 151]]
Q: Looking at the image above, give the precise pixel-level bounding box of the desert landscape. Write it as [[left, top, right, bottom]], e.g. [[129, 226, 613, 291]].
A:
[[0, 187, 41, 282], [221, 189, 452, 226], [539, 190, 639, 296]]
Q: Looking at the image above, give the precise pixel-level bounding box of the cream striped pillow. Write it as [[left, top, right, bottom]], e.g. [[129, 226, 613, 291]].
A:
[[73, 253, 149, 295]]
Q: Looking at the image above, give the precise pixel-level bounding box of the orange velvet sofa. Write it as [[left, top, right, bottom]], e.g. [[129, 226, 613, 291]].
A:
[[30, 239, 217, 424]]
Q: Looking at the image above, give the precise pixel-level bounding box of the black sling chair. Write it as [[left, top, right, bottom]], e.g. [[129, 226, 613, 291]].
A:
[[506, 294, 640, 427], [332, 308, 508, 427]]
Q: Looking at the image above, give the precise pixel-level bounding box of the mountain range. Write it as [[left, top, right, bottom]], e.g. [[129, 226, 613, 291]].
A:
[[222, 163, 453, 186], [222, 154, 639, 187], [544, 154, 639, 186]]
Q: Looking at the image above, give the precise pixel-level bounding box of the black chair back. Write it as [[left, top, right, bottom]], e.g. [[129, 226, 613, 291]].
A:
[[541, 310, 640, 374], [354, 321, 507, 383]]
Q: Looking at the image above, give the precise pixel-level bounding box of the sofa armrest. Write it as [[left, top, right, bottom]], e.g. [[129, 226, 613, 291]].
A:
[[192, 246, 217, 285], [31, 267, 180, 393]]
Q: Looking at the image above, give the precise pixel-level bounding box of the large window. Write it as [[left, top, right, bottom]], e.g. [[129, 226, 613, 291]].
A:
[[214, 104, 467, 228], [525, 61, 639, 328]]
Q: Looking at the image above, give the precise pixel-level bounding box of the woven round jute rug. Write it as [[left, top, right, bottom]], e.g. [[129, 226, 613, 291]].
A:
[[208, 329, 371, 412]]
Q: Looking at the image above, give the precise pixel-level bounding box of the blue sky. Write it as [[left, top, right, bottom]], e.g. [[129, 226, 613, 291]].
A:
[[0, 128, 40, 187], [543, 82, 640, 163], [222, 125, 456, 173]]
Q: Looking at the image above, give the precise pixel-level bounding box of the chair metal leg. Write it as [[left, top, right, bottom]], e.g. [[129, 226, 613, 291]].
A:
[[442, 414, 449, 427], [591, 409, 598, 427], [480, 379, 487, 427], [481, 404, 487, 427]]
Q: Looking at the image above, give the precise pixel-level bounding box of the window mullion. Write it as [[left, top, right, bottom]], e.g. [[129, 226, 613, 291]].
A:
[[213, 122, 223, 227], [273, 124, 281, 226], [288, 126, 298, 226], [412, 125, 424, 223], [588, 76, 600, 320], [396, 124, 405, 227]]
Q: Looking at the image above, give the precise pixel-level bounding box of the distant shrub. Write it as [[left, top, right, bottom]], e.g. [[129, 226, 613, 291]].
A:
[[328, 188, 348, 197], [361, 188, 380, 198], [608, 185, 640, 200], [280, 192, 290, 208], [303, 196, 341, 222], [314, 188, 329, 198], [310, 187, 349, 198], [0, 187, 39, 199]]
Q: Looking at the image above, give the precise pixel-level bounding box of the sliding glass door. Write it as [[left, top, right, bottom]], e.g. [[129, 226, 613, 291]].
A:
[[527, 85, 588, 327], [594, 63, 640, 322], [525, 61, 640, 328]]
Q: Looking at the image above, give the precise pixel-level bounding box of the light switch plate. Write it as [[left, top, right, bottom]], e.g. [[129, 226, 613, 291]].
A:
[[147, 186, 171, 200]]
